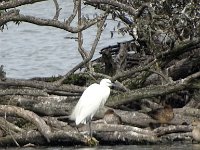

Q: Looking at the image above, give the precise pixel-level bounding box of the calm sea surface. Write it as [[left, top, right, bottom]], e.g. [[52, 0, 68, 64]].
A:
[[0, 0, 197, 149]]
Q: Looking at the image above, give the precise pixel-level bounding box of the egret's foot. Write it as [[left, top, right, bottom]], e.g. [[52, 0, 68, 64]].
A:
[[84, 136, 99, 146]]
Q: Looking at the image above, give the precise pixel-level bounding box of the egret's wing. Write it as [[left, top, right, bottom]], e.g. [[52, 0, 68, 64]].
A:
[[70, 84, 99, 122], [74, 84, 102, 124], [71, 83, 110, 125]]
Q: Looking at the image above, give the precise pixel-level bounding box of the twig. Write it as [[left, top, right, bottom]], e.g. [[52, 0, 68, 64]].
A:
[[112, 59, 156, 81], [85, 0, 136, 16], [77, 0, 88, 60], [8, 127, 20, 147], [66, 0, 79, 24], [53, 0, 62, 20]]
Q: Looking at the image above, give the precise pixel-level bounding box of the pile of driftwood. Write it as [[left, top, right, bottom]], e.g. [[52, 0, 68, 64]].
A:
[[0, 37, 200, 147], [0, 0, 200, 147]]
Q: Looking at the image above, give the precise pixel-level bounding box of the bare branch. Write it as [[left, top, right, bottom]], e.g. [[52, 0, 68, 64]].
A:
[[112, 59, 156, 81], [53, 0, 62, 20], [0, 0, 47, 10], [56, 15, 108, 84], [78, 0, 88, 60], [0, 9, 106, 33], [84, 0, 136, 16], [66, 0, 79, 24]]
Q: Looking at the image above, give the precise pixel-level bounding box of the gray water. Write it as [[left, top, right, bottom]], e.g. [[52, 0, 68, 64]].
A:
[[0, 0, 132, 79]]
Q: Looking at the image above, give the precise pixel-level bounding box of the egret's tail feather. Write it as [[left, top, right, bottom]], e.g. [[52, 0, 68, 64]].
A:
[[76, 117, 86, 125]]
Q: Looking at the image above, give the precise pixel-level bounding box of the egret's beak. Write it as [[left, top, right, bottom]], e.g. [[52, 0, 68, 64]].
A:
[[111, 82, 120, 90], [111, 81, 127, 92], [111, 82, 118, 89]]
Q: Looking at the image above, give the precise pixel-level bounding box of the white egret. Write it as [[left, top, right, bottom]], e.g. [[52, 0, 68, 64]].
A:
[[70, 78, 114, 137]]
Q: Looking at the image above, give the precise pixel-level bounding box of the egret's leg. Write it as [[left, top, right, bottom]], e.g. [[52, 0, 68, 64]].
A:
[[86, 119, 99, 146], [89, 120, 92, 138], [75, 126, 80, 133]]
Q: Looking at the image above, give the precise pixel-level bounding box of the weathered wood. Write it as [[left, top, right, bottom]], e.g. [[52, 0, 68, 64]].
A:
[[154, 125, 192, 137], [0, 95, 78, 116], [107, 72, 200, 107], [0, 105, 51, 142], [0, 0, 200, 147], [0, 117, 25, 133], [0, 78, 85, 94], [0, 89, 48, 96]]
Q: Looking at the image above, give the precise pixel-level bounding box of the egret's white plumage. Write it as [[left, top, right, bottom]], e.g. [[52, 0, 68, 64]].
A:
[[70, 79, 113, 126]]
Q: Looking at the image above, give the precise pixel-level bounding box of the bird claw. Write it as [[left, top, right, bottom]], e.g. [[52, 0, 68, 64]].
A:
[[84, 136, 99, 146]]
